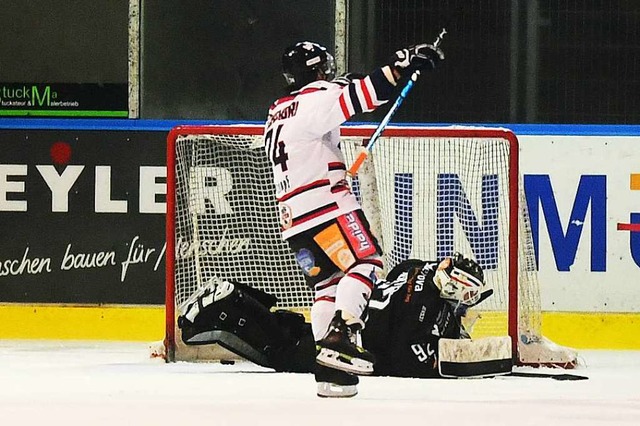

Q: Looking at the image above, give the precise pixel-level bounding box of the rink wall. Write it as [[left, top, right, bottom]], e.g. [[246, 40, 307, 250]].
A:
[[1, 119, 640, 349]]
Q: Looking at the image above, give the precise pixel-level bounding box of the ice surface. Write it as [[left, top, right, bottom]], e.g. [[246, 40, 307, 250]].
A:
[[1, 340, 638, 425]]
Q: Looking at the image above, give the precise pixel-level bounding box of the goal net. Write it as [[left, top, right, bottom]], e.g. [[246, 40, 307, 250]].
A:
[[165, 124, 577, 368]]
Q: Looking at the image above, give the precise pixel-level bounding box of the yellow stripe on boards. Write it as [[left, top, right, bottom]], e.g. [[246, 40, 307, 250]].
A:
[[542, 312, 640, 350], [0, 304, 164, 341], [0, 304, 639, 349]]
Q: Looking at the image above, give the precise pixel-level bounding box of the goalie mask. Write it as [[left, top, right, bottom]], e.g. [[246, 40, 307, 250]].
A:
[[282, 41, 336, 90], [433, 253, 485, 306]]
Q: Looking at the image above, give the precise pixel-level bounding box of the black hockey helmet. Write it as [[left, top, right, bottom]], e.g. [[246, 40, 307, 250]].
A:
[[282, 41, 336, 90], [433, 252, 486, 306]]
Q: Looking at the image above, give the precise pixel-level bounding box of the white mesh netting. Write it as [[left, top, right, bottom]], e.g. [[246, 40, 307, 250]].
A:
[[341, 135, 513, 338], [167, 125, 577, 366], [172, 133, 311, 312]]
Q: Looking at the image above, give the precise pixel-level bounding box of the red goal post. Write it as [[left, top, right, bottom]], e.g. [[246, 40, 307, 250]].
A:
[[165, 124, 577, 367]]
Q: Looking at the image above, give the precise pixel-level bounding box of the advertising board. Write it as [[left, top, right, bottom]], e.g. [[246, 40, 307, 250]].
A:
[[520, 135, 640, 312], [0, 129, 165, 304], [0, 121, 638, 347]]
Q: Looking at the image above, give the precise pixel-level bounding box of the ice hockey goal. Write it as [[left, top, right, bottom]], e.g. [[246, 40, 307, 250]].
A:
[[165, 124, 577, 367]]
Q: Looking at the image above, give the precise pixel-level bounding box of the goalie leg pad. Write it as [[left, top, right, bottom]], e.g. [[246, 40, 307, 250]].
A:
[[438, 336, 513, 378], [264, 310, 315, 373], [179, 280, 315, 372], [179, 289, 275, 367]]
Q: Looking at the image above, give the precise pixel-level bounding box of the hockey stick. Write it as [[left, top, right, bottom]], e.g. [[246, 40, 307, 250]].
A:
[[347, 28, 447, 177], [507, 371, 589, 381]]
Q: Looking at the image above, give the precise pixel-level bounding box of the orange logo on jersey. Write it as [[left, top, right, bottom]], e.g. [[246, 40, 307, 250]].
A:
[[314, 223, 356, 272]]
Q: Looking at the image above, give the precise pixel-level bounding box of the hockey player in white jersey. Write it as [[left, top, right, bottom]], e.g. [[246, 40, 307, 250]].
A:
[[264, 40, 444, 397]]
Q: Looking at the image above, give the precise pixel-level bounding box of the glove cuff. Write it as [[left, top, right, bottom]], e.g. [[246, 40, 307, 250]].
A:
[[382, 65, 400, 86]]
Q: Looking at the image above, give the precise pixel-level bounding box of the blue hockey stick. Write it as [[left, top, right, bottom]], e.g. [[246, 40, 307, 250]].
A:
[[348, 28, 447, 177]]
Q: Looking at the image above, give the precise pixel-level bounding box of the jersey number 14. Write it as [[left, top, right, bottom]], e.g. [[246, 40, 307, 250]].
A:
[[265, 124, 289, 172]]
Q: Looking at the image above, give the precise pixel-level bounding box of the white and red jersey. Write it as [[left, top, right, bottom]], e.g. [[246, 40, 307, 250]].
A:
[[264, 66, 398, 239]]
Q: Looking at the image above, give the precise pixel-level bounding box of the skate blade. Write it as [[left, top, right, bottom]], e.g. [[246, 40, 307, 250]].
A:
[[316, 348, 374, 376], [317, 382, 358, 398]]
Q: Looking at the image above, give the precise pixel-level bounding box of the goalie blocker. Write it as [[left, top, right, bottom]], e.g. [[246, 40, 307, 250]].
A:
[[177, 275, 512, 379]]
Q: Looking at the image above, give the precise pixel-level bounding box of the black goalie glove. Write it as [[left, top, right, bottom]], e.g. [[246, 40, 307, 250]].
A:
[[390, 43, 445, 76]]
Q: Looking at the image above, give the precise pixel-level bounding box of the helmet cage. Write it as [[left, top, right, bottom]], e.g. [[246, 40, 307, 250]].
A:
[[319, 52, 336, 80], [434, 265, 484, 306]]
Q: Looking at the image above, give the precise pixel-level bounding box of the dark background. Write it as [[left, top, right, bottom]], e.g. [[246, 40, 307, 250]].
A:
[[0, 1, 128, 84], [0, 1, 638, 124], [141, 0, 333, 120], [0, 130, 166, 304]]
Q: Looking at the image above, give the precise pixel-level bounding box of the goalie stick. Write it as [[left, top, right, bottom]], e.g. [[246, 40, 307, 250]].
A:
[[507, 371, 589, 381], [347, 28, 447, 177]]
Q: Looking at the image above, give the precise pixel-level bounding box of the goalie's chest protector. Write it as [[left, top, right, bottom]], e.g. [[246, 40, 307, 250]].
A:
[[264, 81, 361, 239], [368, 262, 461, 347], [391, 271, 459, 341]]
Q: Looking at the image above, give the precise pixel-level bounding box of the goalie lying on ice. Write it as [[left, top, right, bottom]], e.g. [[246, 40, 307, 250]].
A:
[[178, 253, 512, 380]]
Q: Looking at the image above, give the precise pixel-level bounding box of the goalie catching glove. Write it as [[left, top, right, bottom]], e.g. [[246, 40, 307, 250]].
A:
[[390, 43, 445, 76]]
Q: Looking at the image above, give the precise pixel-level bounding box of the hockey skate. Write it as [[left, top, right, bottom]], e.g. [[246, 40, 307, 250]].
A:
[[316, 311, 375, 375], [315, 364, 358, 398]]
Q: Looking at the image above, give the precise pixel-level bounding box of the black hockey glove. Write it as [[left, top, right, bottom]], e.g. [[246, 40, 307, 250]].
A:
[[390, 43, 445, 76]]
